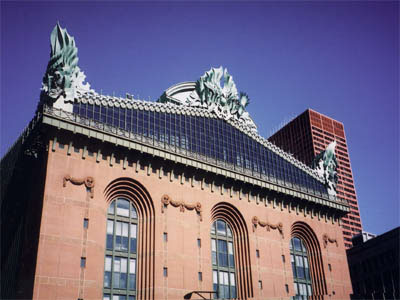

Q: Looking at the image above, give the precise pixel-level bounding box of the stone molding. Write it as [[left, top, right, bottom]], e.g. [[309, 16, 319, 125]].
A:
[[63, 175, 95, 198], [161, 194, 202, 221], [251, 216, 284, 238]]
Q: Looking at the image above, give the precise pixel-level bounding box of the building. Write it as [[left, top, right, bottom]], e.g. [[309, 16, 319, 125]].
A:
[[347, 227, 399, 299], [351, 231, 376, 247], [269, 109, 362, 249], [1, 24, 353, 300]]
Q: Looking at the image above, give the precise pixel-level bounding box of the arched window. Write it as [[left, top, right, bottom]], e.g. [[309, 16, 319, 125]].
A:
[[211, 219, 236, 299], [290, 237, 312, 300], [103, 198, 138, 300]]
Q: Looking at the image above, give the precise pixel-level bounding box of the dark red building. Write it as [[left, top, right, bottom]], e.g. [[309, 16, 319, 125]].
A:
[[269, 109, 362, 249]]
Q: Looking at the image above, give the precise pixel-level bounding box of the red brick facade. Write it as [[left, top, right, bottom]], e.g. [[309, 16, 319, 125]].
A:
[[31, 139, 352, 299]]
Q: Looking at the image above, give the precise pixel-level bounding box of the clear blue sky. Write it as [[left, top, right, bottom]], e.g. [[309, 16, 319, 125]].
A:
[[1, 1, 398, 235]]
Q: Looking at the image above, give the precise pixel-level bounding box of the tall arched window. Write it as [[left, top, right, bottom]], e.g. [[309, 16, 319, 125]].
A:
[[103, 198, 138, 300], [290, 237, 312, 300], [211, 219, 236, 299]]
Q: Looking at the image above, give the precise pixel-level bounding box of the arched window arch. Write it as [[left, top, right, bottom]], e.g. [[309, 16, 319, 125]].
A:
[[211, 219, 237, 299], [290, 237, 312, 299], [103, 198, 138, 300], [290, 222, 327, 299]]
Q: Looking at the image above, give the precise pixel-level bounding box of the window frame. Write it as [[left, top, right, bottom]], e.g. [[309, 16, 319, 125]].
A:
[[211, 220, 237, 299], [290, 237, 313, 300], [103, 198, 138, 300]]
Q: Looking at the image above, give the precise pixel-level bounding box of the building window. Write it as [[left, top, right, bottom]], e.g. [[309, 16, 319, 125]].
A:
[[211, 219, 236, 299], [163, 267, 168, 277], [256, 249, 260, 258], [81, 257, 86, 268], [83, 218, 89, 229], [163, 232, 168, 242], [197, 238, 201, 248], [198, 272, 203, 281], [103, 198, 137, 300], [290, 237, 312, 299]]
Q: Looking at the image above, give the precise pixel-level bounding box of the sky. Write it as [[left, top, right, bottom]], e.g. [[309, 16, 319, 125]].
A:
[[1, 1, 398, 235]]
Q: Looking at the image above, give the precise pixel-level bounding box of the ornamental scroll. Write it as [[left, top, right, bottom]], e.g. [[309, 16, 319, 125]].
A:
[[322, 234, 338, 248], [252, 216, 284, 238], [63, 175, 95, 198], [161, 194, 202, 221]]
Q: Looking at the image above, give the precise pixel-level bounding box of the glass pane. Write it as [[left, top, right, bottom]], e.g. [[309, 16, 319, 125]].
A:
[[218, 252, 228, 267], [104, 271, 111, 288], [130, 224, 137, 238], [105, 256, 112, 271], [121, 257, 127, 273], [117, 199, 130, 217], [129, 274, 136, 290], [219, 272, 224, 285], [130, 259, 136, 274], [224, 285, 229, 298], [122, 223, 129, 237], [307, 284, 312, 295], [107, 220, 114, 234], [212, 252, 217, 265], [130, 237, 137, 253], [213, 270, 218, 284], [120, 273, 127, 289], [108, 201, 115, 214], [223, 272, 229, 285], [228, 242, 233, 254], [296, 255, 304, 267], [103, 294, 111, 300], [217, 220, 226, 236], [229, 254, 235, 267], [218, 240, 227, 253], [297, 266, 305, 279], [227, 225, 232, 237], [114, 257, 121, 272], [300, 283, 307, 295], [293, 238, 302, 251], [211, 239, 216, 251], [300, 239, 306, 253], [113, 272, 120, 288], [211, 222, 216, 234], [107, 234, 113, 249], [230, 273, 235, 286], [230, 286, 236, 298], [130, 204, 137, 219], [116, 222, 122, 235], [219, 286, 224, 299]]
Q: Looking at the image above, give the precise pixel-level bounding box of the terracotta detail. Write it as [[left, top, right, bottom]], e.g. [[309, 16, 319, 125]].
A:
[[63, 175, 95, 198], [252, 216, 284, 238], [322, 234, 338, 248], [161, 194, 202, 221]]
